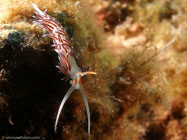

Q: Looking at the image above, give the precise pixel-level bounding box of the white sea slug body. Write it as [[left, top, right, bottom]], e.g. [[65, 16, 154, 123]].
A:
[[32, 4, 96, 135]]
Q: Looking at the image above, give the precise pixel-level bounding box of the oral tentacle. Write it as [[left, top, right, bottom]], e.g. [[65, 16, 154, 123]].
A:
[[54, 85, 75, 132], [79, 83, 91, 135], [82, 71, 97, 77]]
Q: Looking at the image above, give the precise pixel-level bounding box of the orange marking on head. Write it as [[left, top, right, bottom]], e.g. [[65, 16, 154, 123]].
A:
[[74, 77, 77, 85], [77, 72, 82, 75], [0, 26, 3, 31]]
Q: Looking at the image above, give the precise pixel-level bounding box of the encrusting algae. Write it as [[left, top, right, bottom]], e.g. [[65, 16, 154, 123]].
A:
[[0, 0, 187, 140]]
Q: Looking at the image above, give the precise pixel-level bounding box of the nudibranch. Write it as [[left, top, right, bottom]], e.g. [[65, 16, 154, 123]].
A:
[[32, 4, 96, 135]]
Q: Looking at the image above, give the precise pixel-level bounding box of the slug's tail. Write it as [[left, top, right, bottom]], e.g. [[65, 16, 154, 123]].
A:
[[54, 85, 75, 133], [32, 3, 45, 16]]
